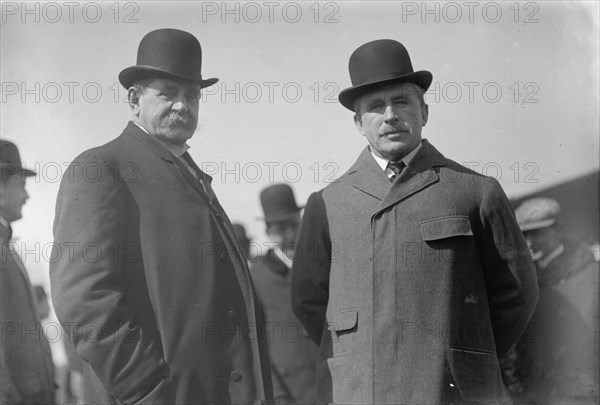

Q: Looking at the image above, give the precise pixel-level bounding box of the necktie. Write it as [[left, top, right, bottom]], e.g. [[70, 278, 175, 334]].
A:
[[181, 152, 213, 199], [385, 160, 405, 182]]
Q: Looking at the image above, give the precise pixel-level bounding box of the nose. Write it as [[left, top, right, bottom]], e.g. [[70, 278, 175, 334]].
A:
[[171, 91, 189, 113], [383, 105, 398, 123]]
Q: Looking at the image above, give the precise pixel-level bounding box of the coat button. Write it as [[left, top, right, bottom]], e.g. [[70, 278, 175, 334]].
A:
[[226, 310, 236, 320], [230, 370, 242, 382]]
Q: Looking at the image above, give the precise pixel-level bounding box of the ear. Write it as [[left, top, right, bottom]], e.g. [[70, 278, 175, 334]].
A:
[[127, 87, 141, 117], [354, 114, 365, 136], [421, 103, 429, 127]]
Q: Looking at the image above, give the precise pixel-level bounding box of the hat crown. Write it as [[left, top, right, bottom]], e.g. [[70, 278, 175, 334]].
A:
[[118, 28, 218, 89], [0, 140, 22, 167], [260, 184, 301, 223], [0, 140, 36, 177], [338, 39, 432, 111], [136, 28, 203, 77], [349, 39, 415, 86]]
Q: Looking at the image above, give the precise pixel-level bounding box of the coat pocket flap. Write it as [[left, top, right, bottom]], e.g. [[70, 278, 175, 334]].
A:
[[327, 309, 358, 332], [420, 216, 473, 241]]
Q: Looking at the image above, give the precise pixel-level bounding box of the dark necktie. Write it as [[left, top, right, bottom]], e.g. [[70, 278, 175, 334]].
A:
[[5, 225, 13, 241], [181, 152, 212, 199], [385, 160, 406, 182]]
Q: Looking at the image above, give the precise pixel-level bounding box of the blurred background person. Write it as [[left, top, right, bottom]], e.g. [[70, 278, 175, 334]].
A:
[[1, 140, 56, 404], [251, 184, 319, 404], [233, 222, 253, 265], [502, 197, 599, 403]]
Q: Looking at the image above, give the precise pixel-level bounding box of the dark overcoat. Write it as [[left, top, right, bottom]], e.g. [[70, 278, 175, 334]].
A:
[[251, 250, 318, 403], [292, 140, 539, 404], [50, 122, 272, 404], [1, 224, 56, 404]]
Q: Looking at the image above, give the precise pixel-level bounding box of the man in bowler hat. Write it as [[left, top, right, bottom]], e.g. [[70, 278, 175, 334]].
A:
[[251, 184, 318, 403], [1, 140, 56, 404], [50, 29, 272, 404], [291, 39, 539, 403]]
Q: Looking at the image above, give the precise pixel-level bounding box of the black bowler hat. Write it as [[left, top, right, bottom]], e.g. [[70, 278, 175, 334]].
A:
[[118, 28, 219, 89], [338, 39, 433, 111], [259, 184, 303, 223], [0, 140, 36, 177]]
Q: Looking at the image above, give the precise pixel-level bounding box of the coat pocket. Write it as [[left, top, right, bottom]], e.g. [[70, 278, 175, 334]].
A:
[[322, 309, 358, 358], [420, 216, 473, 241], [447, 347, 506, 401], [327, 309, 358, 333]]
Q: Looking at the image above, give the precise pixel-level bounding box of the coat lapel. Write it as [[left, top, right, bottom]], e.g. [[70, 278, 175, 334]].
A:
[[349, 147, 391, 201], [125, 122, 211, 202], [375, 140, 448, 216]]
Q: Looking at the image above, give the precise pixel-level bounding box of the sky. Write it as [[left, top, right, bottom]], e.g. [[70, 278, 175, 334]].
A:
[[1, 0, 599, 294]]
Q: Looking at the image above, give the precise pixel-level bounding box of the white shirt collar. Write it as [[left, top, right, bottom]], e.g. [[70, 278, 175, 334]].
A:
[[133, 122, 190, 158], [538, 243, 565, 269], [370, 141, 422, 172], [0, 216, 9, 228], [273, 246, 293, 269]]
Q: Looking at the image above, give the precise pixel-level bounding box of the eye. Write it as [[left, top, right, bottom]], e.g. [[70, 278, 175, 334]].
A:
[[367, 102, 385, 112]]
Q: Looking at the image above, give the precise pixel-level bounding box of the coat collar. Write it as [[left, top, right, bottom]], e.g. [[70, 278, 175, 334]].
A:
[[263, 249, 290, 276], [347, 139, 447, 204], [123, 122, 213, 200], [376, 139, 447, 214], [347, 147, 391, 201]]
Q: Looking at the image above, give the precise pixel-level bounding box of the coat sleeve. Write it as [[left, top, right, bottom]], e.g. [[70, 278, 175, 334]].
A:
[[50, 151, 169, 404], [291, 191, 331, 345], [477, 178, 539, 356], [1, 255, 23, 405]]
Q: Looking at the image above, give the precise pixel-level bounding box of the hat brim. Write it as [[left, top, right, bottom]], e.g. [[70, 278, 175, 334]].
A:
[[258, 206, 304, 223], [0, 165, 36, 177], [520, 218, 556, 232], [339, 70, 433, 111], [119, 65, 219, 89]]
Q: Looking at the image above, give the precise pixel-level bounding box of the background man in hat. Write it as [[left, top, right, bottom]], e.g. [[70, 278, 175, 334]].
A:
[[291, 39, 539, 403], [251, 184, 318, 404], [501, 198, 599, 403], [1, 140, 56, 404], [50, 29, 272, 404]]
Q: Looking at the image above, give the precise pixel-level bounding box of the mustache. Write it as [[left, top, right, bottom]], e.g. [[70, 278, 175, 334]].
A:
[[381, 124, 409, 135], [160, 113, 195, 129]]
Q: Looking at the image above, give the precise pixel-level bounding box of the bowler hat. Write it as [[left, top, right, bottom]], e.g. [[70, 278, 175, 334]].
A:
[[259, 184, 303, 223], [119, 28, 218, 89], [338, 39, 433, 111], [515, 197, 561, 232], [0, 140, 36, 177]]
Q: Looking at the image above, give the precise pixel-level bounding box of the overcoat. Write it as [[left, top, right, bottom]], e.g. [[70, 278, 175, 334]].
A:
[[291, 140, 539, 403], [1, 223, 56, 404], [251, 250, 318, 403], [50, 122, 272, 404]]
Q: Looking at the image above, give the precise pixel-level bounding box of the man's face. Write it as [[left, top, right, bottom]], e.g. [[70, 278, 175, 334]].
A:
[[354, 82, 428, 161], [267, 212, 301, 259], [131, 78, 200, 145], [0, 174, 29, 223], [523, 227, 555, 262]]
